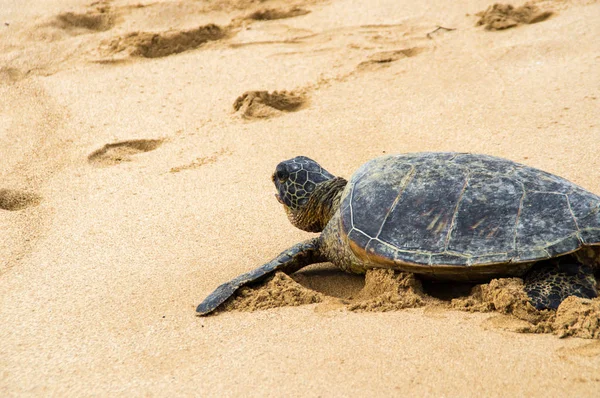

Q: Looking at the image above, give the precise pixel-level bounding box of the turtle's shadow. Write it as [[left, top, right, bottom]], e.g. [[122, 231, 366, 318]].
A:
[[292, 264, 476, 302], [292, 263, 365, 300], [420, 280, 476, 300]]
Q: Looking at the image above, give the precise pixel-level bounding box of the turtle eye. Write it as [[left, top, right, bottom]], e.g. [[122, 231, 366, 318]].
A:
[[275, 165, 289, 182]]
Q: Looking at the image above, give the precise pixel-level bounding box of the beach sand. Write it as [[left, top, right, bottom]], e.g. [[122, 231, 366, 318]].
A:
[[1, 0, 599, 395]]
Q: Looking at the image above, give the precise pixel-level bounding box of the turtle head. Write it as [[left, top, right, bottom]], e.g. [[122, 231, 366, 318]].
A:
[[272, 156, 347, 232]]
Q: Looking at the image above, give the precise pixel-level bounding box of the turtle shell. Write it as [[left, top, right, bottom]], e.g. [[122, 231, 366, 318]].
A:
[[340, 153, 600, 278]]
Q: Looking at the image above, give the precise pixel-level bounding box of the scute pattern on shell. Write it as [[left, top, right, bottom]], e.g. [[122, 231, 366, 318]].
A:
[[340, 153, 600, 269]]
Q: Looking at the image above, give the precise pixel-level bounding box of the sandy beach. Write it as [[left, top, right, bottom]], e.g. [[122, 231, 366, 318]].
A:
[[1, 0, 600, 395]]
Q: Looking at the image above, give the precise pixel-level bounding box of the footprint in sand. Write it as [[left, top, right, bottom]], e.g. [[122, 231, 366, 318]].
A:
[[33, 2, 117, 40], [558, 340, 600, 359], [233, 90, 307, 119], [356, 47, 425, 71], [104, 24, 227, 59], [475, 3, 554, 31], [0, 67, 27, 84], [170, 148, 231, 173], [51, 4, 116, 35], [556, 340, 600, 375], [246, 7, 310, 21], [88, 139, 163, 167], [0, 189, 42, 211]]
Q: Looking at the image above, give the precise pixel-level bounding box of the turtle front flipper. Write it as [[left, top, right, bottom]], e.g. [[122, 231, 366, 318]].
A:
[[196, 238, 325, 316], [524, 257, 598, 310]]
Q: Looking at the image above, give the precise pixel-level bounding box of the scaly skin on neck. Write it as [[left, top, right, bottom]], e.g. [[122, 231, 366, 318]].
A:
[[286, 177, 348, 232]]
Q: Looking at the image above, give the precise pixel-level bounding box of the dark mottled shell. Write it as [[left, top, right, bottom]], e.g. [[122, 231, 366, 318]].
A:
[[340, 153, 600, 274]]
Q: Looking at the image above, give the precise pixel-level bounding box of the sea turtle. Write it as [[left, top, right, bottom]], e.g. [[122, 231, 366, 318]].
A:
[[197, 153, 599, 315]]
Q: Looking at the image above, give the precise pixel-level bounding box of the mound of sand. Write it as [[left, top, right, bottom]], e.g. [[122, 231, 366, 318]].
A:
[[220, 269, 600, 339], [347, 269, 434, 311], [221, 272, 323, 312], [554, 297, 600, 339], [451, 277, 547, 323]]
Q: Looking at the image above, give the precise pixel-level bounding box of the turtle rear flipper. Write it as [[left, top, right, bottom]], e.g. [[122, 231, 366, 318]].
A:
[[196, 238, 325, 316], [524, 258, 598, 310]]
